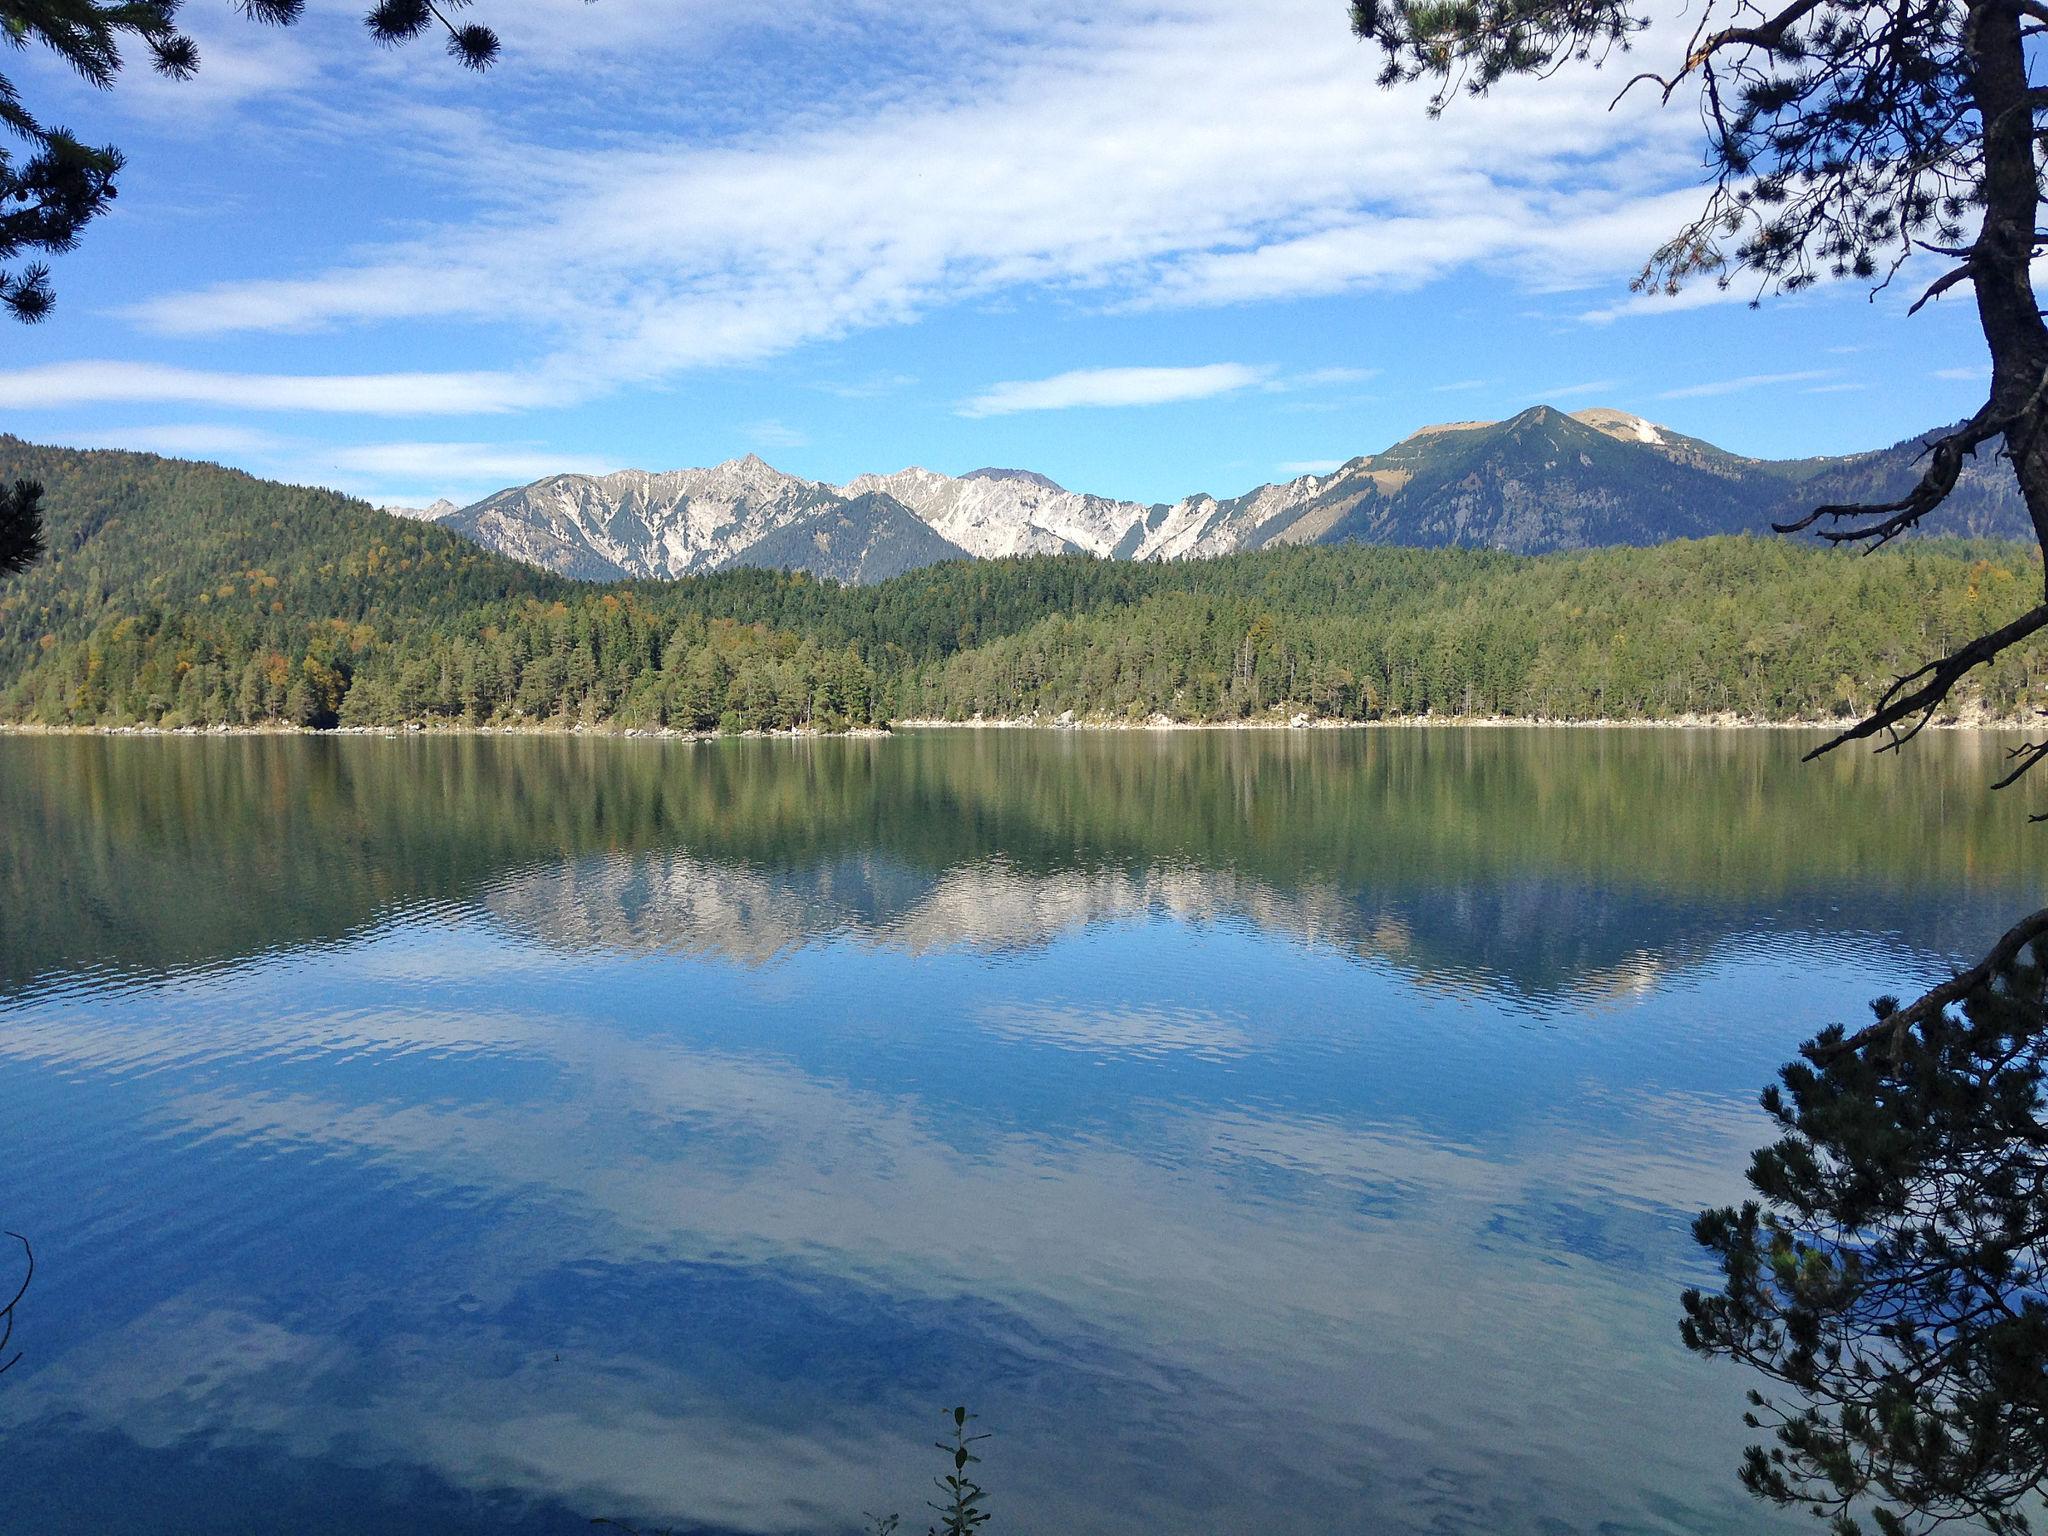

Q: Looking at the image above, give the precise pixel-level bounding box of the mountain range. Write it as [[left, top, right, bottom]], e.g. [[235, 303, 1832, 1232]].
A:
[[386, 405, 2034, 584]]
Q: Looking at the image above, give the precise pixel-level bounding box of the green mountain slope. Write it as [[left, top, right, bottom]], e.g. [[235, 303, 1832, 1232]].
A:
[[0, 437, 2041, 733], [0, 436, 566, 661], [0, 438, 883, 732], [1311, 407, 1770, 549], [1238, 407, 2036, 553]]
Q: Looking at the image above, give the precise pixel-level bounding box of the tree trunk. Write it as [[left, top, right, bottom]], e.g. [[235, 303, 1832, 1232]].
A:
[[1967, 0, 2048, 577]]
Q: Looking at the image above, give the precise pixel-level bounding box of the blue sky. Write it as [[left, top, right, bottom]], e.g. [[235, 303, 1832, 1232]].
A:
[[0, 0, 1998, 508]]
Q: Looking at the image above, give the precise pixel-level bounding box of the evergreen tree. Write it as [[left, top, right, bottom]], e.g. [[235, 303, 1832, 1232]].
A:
[[1684, 952, 2048, 1536], [0, 478, 39, 574]]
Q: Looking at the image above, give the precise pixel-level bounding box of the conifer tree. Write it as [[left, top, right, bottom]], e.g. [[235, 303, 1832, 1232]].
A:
[[1683, 953, 2048, 1536], [0, 478, 40, 574]]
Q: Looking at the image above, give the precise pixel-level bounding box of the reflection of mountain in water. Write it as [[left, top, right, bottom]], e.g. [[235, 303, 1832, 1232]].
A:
[[0, 728, 2038, 1005], [481, 845, 2019, 1010]]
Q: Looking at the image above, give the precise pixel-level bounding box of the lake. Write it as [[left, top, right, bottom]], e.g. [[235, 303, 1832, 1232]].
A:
[[0, 727, 2039, 1535]]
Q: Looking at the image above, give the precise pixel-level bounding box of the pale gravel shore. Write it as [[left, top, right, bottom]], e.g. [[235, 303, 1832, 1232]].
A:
[[0, 714, 2029, 738], [891, 712, 2031, 733], [0, 721, 890, 740]]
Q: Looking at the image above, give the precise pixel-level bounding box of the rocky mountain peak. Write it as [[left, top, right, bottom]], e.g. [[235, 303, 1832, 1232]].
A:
[[1570, 407, 1671, 446], [382, 498, 461, 522], [426, 407, 2033, 585], [962, 467, 1067, 493]]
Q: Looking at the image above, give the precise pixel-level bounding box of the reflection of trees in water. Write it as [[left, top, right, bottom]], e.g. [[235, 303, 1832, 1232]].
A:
[[0, 730, 2036, 1002]]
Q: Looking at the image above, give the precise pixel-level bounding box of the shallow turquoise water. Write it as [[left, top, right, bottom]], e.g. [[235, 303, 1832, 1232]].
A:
[[0, 728, 2039, 1534]]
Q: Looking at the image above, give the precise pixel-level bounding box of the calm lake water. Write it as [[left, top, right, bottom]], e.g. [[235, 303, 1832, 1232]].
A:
[[1, 727, 2041, 1535]]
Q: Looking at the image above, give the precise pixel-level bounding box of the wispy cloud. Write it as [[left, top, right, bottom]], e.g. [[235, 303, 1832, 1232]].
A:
[[1531, 379, 1619, 400], [815, 372, 918, 399], [1291, 366, 1377, 387], [1430, 379, 1494, 394], [1264, 366, 1380, 392], [113, 0, 1698, 394], [0, 362, 552, 415], [1277, 458, 1346, 475], [1933, 365, 1990, 382], [323, 442, 615, 482], [959, 363, 1272, 418], [1578, 282, 1752, 325], [1656, 370, 1833, 400]]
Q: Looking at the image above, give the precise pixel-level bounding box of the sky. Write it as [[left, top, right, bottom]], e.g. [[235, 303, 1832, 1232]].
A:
[[0, 0, 2001, 509]]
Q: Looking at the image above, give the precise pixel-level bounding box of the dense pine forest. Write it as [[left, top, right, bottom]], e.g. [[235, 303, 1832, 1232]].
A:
[[2, 436, 2043, 731]]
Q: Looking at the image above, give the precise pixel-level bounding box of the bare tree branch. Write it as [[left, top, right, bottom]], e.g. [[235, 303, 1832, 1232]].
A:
[[1820, 907, 2048, 1058], [1775, 409, 2005, 545], [0, 1231, 32, 1376], [1684, 0, 1830, 69], [1804, 602, 2048, 761], [1907, 260, 1977, 315]]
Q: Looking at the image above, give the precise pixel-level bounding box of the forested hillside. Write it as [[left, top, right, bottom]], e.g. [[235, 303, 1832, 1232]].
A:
[[0, 440, 886, 732], [1, 437, 2042, 731]]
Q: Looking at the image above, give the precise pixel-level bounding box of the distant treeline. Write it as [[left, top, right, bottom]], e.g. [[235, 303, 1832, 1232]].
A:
[[0, 437, 2042, 730]]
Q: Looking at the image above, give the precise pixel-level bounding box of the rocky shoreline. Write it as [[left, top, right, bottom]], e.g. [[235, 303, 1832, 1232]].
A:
[[0, 713, 2029, 738]]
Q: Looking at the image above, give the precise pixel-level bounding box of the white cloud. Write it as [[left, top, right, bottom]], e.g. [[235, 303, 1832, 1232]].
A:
[[1531, 379, 1619, 400], [1578, 282, 1755, 325], [1277, 458, 1346, 475], [0, 361, 554, 415], [1431, 379, 1494, 393], [1656, 370, 1833, 400], [115, 0, 1702, 392], [958, 363, 1272, 417], [1933, 365, 1990, 382], [1277, 366, 1380, 390], [323, 442, 615, 482]]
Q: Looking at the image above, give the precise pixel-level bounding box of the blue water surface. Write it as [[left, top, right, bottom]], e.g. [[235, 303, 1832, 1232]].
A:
[[0, 728, 2038, 1535]]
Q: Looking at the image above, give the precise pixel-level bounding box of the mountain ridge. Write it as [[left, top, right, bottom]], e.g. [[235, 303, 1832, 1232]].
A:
[[3, 432, 2039, 738], [397, 406, 2034, 584]]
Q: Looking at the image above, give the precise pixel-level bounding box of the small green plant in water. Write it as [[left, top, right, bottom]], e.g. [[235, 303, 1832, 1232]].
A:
[[928, 1406, 992, 1536], [598, 1405, 991, 1536], [864, 1405, 992, 1536]]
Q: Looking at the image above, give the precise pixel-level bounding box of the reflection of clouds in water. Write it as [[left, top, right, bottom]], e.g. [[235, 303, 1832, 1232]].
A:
[[2, 1298, 349, 1449], [1205, 1087, 1766, 1219], [1207, 1109, 1503, 1200], [0, 1280, 918, 1531], [978, 999, 1253, 1060], [0, 901, 1818, 1536], [0, 943, 1785, 1534]]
